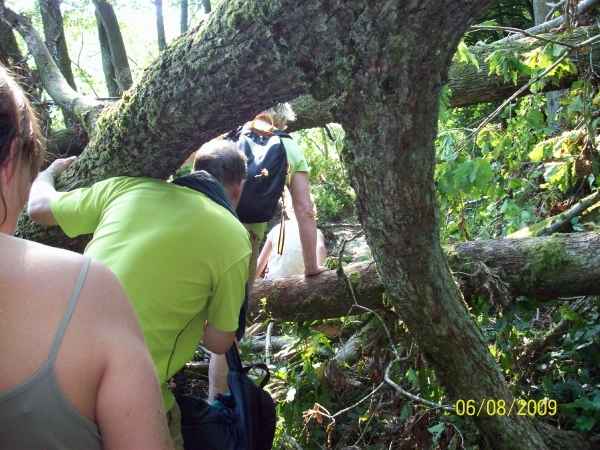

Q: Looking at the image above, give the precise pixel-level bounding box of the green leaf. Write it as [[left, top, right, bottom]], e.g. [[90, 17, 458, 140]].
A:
[[542, 376, 554, 394], [576, 416, 596, 431], [529, 141, 552, 162], [428, 423, 445, 439], [567, 95, 585, 115], [407, 367, 419, 388], [400, 403, 413, 418], [495, 316, 507, 331], [591, 392, 600, 409]]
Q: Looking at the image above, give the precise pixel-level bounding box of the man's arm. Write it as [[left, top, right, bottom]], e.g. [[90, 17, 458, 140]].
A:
[[288, 171, 327, 276], [203, 322, 236, 355], [28, 156, 76, 225]]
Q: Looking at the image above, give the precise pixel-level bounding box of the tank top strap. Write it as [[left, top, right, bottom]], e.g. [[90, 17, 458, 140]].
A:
[[48, 257, 92, 362]]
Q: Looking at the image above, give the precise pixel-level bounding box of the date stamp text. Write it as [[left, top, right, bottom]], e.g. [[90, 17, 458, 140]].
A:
[[454, 398, 557, 417]]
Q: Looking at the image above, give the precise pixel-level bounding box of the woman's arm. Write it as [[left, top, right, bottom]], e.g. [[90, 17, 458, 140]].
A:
[[255, 232, 274, 279], [316, 230, 327, 266], [289, 172, 327, 276]]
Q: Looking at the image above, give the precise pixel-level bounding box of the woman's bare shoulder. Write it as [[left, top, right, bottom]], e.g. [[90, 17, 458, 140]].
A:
[[4, 237, 127, 312]]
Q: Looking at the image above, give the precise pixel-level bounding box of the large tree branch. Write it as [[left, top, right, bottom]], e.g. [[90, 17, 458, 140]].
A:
[[249, 232, 600, 322], [38, 24, 600, 160], [3, 8, 99, 119]]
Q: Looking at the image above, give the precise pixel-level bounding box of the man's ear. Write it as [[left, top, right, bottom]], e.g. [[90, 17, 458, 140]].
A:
[[231, 179, 245, 208]]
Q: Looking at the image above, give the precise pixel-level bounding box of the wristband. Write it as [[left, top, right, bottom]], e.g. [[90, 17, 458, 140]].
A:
[[43, 168, 58, 180]]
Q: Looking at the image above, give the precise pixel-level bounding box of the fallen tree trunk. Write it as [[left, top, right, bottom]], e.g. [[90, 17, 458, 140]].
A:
[[249, 232, 600, 322]]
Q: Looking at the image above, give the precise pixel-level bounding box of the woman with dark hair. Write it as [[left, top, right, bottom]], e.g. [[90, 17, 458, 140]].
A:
[[0, 66, 173, 449]]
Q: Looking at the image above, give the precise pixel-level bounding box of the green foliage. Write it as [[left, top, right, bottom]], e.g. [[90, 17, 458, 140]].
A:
[[438, 37, 600, 241], [268, 321, 337, 444], [486, 48, 532, 84], [468, 294, 600, 435], [453, 41, 479, 69], [522, 44, 577, 92]]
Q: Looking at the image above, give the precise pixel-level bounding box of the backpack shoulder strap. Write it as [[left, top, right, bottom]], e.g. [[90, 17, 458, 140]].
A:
[[225, 342, 244, 372], [273, 129, 292, 140], [223, 125, 243, 140]]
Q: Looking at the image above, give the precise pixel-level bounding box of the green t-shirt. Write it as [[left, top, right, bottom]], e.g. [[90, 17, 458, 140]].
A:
[[247, 136, 309, 240], [51, 177, 250, 411]]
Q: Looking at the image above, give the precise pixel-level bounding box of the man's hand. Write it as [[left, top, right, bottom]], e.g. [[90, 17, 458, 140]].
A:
[[27, 157, 76, 225], [47, 156, 77, 177], [304, 265, 329, 276]]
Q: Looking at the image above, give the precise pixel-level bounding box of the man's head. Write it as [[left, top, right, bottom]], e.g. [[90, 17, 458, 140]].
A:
[[261, 103, 295, 131], [193, 140, 247, 207]]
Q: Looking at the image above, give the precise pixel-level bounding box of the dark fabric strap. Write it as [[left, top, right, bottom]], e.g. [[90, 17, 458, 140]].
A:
[[225, 342, 244, 372], [172, 170, 238, 218]]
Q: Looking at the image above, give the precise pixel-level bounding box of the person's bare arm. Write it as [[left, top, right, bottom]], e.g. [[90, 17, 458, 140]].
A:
[[28, 156, 76, 225], [203, 322, 236, 355], [288, 171, 327, 276], [255, 233, 274, 279], [90, 262, 173, 450], [316, 231, 327, 266]]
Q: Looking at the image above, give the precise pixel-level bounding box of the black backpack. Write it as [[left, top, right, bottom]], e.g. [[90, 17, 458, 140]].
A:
[[177, 344, 276, 450], [224, 114, 290, 224]]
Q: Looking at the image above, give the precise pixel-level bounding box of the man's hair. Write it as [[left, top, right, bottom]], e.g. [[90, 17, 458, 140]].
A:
[[261, 103, 296, 124], [193, 140, 247, 189]]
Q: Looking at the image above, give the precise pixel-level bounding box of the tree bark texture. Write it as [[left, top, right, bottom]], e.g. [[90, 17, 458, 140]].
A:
[[39, 0, 77, 92], [14, 2, 569, 447], [0, 1, 22, 68], [249, 232, 600, 321], [448, 25, 600, 108], [318, 2, 545, 447]]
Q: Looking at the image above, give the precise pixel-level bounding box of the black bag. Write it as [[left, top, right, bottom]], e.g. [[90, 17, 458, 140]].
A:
[[177, 344, 276, 450], [225, 114, 290, 224]]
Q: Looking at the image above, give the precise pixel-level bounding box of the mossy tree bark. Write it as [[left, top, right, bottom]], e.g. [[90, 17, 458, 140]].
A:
[[10, 1, 571, 447]]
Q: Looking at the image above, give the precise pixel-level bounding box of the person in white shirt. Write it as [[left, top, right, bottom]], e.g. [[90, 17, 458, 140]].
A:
[[256, 189, 327, 280]]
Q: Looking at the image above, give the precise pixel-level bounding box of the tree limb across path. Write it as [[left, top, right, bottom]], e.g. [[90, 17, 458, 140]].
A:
[[249, 232, 600, 322]]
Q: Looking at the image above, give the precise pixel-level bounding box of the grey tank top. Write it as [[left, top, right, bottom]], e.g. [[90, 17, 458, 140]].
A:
[[0, 257, 102, 449]]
